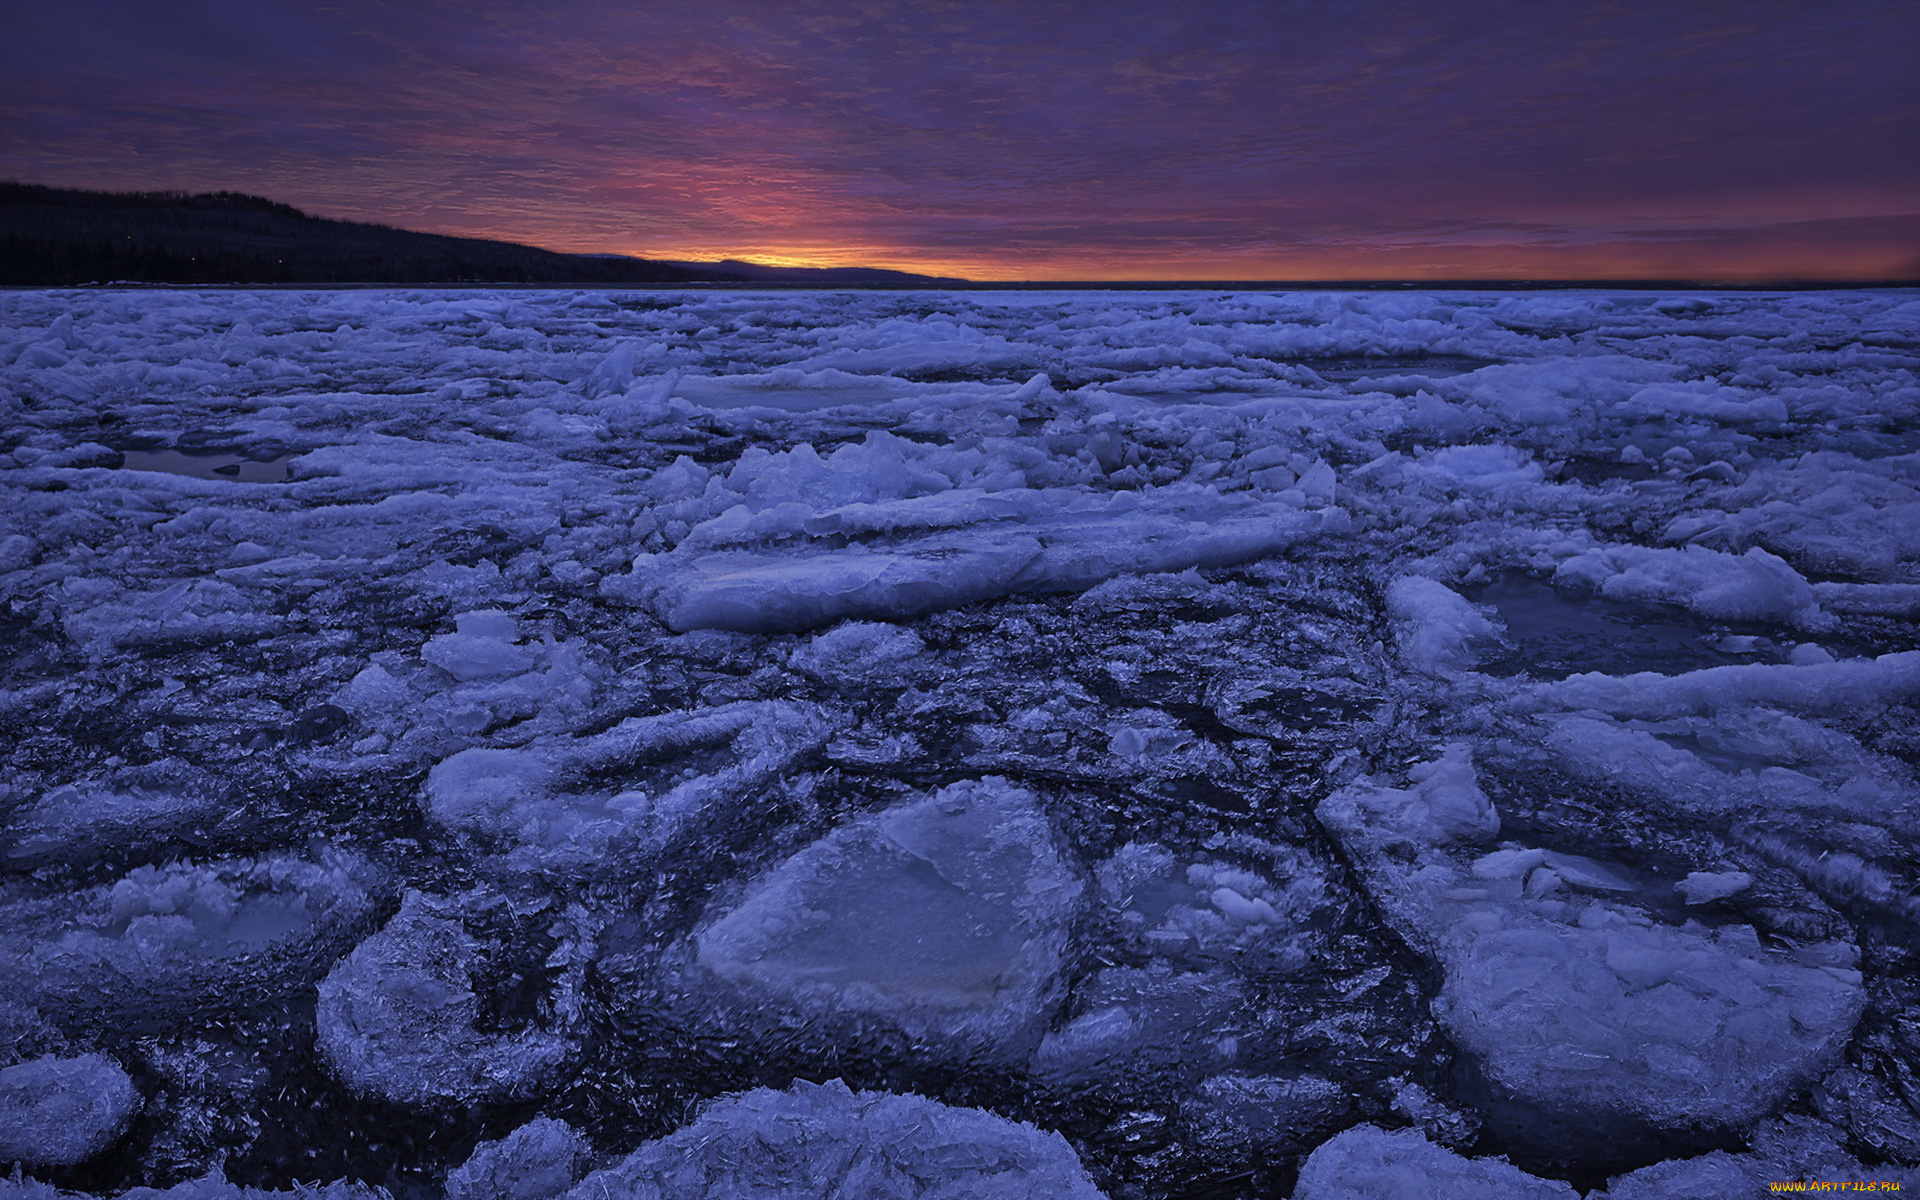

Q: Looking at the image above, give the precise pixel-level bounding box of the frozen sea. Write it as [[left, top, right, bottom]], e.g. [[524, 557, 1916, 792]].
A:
[[1, 286, 1917, 1198]]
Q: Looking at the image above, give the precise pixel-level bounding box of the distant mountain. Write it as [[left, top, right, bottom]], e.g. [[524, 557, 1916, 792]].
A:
[[659, 257, 967, 286], [0, 183, 963, 287]]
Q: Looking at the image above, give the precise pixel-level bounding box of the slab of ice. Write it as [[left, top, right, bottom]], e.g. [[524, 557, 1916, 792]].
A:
[[1, 763, 229, 866], [0, 1054, 141, 1167], [1318, 748, 1863, 1153], [1675, 870, 1753, 905], [1552, 544, 1826, 627], [1539, 651, 1920, 721], [1594, 1116, 1895, 1198], [0, 851, 381, 1029], [446, 1117, 589, 1200], [1386, 576, 1501, 674], [316, 891, 587, 1106], [559, 1079, 1109, 1200], [616, 486, 1338, 633], [421, 610, 537, 681], [421, 700, 829, 875], [1292, 1124, 1577, 1199], [688, 778, 1081, 1061]]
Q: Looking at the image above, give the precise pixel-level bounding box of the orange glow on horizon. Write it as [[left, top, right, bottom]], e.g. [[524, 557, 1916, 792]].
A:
[[476, 226, 1920, 285]]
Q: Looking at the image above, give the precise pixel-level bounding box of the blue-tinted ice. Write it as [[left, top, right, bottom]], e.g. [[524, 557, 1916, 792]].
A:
[[1, 287, 1916, 1197]]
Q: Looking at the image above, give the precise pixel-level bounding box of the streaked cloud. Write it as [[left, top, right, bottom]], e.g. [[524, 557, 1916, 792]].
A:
[[3, 0, 1914, 279]]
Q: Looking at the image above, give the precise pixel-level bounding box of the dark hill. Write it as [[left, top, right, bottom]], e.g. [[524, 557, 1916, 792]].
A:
[[0, 183, 958, 287], [659, 257, 967, 286]]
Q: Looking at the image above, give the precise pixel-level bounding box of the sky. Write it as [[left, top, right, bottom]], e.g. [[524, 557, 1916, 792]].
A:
[[2, 0, 1917, 281]]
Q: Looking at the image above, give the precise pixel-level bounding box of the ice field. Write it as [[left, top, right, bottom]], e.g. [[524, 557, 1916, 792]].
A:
[[1, 285, 1917, 1197]]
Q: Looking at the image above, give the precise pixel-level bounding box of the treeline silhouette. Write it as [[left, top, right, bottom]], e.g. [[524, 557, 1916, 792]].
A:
[[0, 182, 728, 285]]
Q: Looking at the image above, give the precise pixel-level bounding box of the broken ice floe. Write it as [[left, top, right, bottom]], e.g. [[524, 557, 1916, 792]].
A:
[[445, 1117, 590, 1200], [670, 778, 1082, 1066], [315, 890, 592, 1106], [0, 850, 382, 1032], [1292, 1123, 1577, 1199], [1318, 746, 1863, 1162], [421, 699, 830, 876], [558, 1079, 1109, 1200], [0, 1053, 141, 1167], [605, 443, 1344, 633]]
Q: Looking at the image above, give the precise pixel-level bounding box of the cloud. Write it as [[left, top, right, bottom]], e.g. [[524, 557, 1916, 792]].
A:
[[2, 0, 1915, 278]]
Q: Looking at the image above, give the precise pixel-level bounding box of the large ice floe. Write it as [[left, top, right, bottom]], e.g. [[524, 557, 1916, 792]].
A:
[[654, 778, 1082, 1069], [1319, 746, 1864, 1164], [2, 287, 1916, 1194]]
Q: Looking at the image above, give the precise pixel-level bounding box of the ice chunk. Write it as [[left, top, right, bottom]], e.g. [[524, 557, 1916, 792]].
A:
[[0, 851, 381, 1029], [1594, 1115, 1892, 1198], [689, 778, 1082, 1061], [421, 610, 535, 681], [1319, 751, 1864, 1156], [1317, 744, 1499, 856], [1292, 1124, 1577, 1199], [789, 620, 927, 682], [447, 1117, 590, 1200], [1438, 913, 1862, 1140], [560, 1079, 1108, 1200], [0, 1053, 141, 1167], [316, 891, 587, 1106], [420, 701, 828, 876], [619, 487, 1334, 633], [1551, 544, 1825, 627], [1675, 870, 1753, 905], [423, 747, 562, 841], [1386, 576, 1500, 674]]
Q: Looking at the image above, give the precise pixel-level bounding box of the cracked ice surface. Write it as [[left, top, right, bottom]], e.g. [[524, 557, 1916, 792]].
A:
[[1, 287, 1917, 1196]]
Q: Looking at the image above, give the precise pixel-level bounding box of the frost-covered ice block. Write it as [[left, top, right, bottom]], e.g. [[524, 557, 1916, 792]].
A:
[[0, 1053, 141, 1167], [618, 486, 1336, 633], [316, 891, 588, 1106], [1551, 544, 1827, 627], [1033, 841, 1336, 1094], [1593, 1116, 1895, 1198], [688, 778, 1081, 1062], [422, 610, 537, 681], [1318, 747, 1863, 1159], [421, 700, 829, 875], [0, 850, 382, 1028], [447, 1117, 590, 1200], [1531, 654, 1920, 840], [0, 1175, 386, 1200], [1, 762, 228, 866], [1385, 575, 1500, 674], [1292, 1124, 1577, 1199], [1537, 651, 1920, 720], [559, 1079, 1109, 1200]]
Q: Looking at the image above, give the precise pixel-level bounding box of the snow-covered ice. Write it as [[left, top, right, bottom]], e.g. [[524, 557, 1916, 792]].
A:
[[675, 777, 1081, 1064], [557, 1079, 1108, 1200], [0, 1054, 141, 1167], [1, 286, 1915, 1194]]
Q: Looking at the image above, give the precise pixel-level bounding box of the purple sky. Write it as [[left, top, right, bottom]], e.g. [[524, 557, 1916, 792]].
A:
[[3, 0, 1916, 279]]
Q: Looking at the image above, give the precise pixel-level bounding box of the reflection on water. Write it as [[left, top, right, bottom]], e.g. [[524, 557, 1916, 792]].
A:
[[1470, 573, 1786, 678], [119, 449, 290, 483]]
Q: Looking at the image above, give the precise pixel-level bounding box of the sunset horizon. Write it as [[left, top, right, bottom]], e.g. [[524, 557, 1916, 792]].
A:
[[5, 2, 1914, 285]]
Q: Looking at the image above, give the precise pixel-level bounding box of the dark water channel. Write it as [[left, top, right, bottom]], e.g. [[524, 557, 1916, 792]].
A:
[[1468, 573, 1792, 678]]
